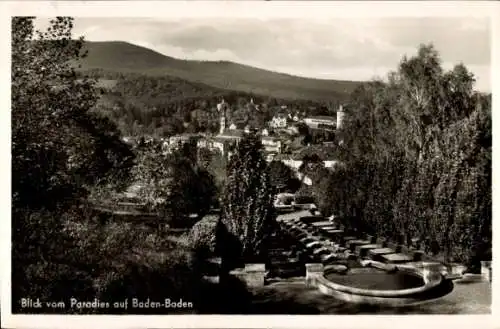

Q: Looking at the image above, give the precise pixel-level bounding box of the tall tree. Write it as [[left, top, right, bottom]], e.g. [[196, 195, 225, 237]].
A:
[[220, 133, 275, 263], [12, 17, 134, 211], [327, 43, 491, 267], [11, 16, 134, 304]]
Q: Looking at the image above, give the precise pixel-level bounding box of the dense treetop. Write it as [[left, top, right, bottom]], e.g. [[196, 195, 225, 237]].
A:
[[314, 44, 491, 268]]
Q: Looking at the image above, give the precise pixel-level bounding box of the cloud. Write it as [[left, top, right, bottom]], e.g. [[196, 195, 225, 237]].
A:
[[33, 16, 491, 92]]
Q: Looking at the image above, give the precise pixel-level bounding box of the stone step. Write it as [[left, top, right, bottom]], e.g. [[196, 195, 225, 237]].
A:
[[300, 236, 319, 244], [305, 241, 324, 250], [323, 228, 342, 233], [368, 247, 395, 259], [346, 239, 370, 250], [317, 225, 337, 231], [362, 260, 397, 272], [320, 253, 338, 264], [397, 261, 447, 272], [335, 246, 347, 253], [310, 221, 335, 227], [356, 244, 382, 257], [339, 236, 357, 247], [312, 246, 333, 256], [324, 264, 348, 274], [381, 253, 414, 264]]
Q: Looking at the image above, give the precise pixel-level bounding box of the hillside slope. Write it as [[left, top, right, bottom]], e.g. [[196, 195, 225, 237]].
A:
[[80, 41, 362, 102]]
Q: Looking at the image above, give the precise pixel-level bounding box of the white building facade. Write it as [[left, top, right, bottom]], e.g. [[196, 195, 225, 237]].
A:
[[270, 115, 288, 129]]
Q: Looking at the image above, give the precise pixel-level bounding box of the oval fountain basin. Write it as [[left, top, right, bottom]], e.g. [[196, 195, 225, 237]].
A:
[[310, 260, 451, 306], [325, 267, 424, 291]]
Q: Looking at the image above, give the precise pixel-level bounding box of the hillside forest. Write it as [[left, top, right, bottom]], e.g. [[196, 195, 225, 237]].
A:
[[84, 69, 345, 138]]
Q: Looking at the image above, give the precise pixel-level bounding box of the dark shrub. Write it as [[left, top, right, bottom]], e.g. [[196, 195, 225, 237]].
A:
[[294, 186, 315, 204], [187, 215, 220, 257], [97, 244, 199, 314]]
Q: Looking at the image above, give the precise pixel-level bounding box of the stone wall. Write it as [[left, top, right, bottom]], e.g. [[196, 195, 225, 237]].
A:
[[230, 264, 266, 288]]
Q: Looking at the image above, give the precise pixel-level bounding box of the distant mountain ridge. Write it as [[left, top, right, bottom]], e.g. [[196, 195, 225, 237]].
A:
[[80, 41, 363, 102]]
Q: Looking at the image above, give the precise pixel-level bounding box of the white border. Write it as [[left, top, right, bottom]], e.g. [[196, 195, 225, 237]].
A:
[[0, 1, 498, 18], [0, 1, 498, 329]]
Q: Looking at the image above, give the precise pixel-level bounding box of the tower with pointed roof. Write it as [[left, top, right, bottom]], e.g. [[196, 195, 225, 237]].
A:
[[337, 104, 345, 130], [217, 98, 228, 134]]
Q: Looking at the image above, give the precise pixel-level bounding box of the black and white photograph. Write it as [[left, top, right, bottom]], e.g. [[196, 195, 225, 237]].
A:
[[1, 1, 496, 328]]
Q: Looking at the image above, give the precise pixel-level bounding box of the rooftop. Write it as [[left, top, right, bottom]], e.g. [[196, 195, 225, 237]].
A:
[[217, 129, 244, 138], [213, 130, 245, 143], [305, 116, 336, 122], [261, 136, 280, 141]]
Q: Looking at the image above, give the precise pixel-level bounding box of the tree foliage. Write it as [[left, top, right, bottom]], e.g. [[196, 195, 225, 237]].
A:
[[131, 139, 218, 227], [316, 44, 491, 267], [12, 17, 135, 210], [85, 70, 339, 138], [220, 133, 276, 262], [11, 16, 138, 306], [188, 215, 221, 257], [267, 160, 301, 193]]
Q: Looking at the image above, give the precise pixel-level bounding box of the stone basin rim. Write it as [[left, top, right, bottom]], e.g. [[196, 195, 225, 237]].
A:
[[321, 266, 443, 297]]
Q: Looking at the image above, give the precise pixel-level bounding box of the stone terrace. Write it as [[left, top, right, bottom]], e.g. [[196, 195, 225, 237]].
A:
[[276, 210, 491, 282], [266, 209, 492, 314]]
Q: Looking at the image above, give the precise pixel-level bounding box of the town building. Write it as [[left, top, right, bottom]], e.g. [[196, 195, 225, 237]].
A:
[[164, 134, 204, 153], [196, 137, 216, 150], [212, 129, 243, 156], [269, 113, 288, 129], [303, 115, 336, 131], [261, 136, 282, 154], [212, 98, 244, 157], [302, 105, 347, 133]]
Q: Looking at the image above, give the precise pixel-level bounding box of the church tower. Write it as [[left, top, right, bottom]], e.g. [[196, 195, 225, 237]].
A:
[[336, 104, 346, 146], [217, 98, 228, 134], [337, 104, 345, 130]]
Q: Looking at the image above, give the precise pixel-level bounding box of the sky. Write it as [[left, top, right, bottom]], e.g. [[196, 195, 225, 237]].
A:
[[36, 16, 491, 92]]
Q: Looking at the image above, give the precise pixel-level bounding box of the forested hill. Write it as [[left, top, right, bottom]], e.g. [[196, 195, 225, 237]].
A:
[[79, 41, 362, 102], [88, 71, 338, 137]]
